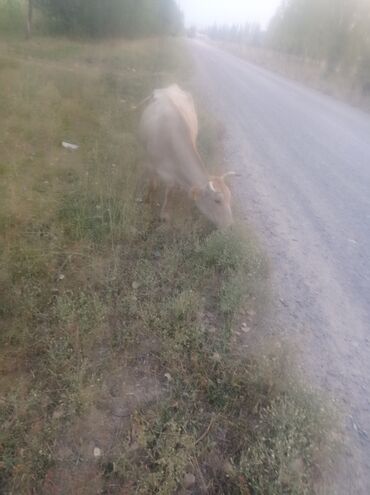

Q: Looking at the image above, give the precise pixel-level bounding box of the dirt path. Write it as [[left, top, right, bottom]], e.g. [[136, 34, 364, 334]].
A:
[[189, 40, 370, 494]]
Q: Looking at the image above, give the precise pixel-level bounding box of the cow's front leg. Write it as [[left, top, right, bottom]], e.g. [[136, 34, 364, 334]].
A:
[[144, 175, 159, 203], [160, 186, 172, 222]]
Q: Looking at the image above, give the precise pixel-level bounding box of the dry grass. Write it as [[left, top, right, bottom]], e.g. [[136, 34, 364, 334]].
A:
[[0, 35, 336, 494]]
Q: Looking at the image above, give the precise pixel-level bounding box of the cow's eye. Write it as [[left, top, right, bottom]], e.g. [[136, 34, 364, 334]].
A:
[[215, 198, 222, 204]]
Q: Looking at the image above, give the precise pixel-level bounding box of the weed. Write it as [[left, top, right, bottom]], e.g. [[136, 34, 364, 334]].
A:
[[113, 351, 333, 495], [199, 226, 256, 272]]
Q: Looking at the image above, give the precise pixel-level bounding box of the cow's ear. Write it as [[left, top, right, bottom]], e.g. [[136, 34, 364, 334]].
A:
[[190, 186, 201, 200]]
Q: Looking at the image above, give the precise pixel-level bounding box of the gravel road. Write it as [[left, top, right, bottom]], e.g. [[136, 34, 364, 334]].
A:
[[189, 40, 370, 494]]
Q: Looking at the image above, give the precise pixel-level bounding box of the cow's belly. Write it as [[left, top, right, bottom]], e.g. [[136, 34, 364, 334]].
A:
[[148, 159, 177, 188]]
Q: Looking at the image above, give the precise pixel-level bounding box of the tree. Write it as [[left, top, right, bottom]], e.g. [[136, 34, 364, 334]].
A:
[[26, 0, 33, 38], [267, 0, 370, 92], [206, 22, 263, 47], [35, 0, 183, 37]]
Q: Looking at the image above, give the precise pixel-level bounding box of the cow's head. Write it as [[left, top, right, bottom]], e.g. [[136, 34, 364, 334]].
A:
[[191, 172, 237, 229]]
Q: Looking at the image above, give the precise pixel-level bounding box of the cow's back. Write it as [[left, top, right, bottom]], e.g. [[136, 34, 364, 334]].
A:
[[139, 85, 206, 189], [142, 85, 198, 148], [139, 90, 180, 161], [162, 85, 198, 148]]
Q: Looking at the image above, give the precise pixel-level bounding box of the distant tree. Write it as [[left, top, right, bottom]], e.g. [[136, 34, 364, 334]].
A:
[[206, 22, 264, 47], [267, 0, 370, 92], [34, 0, 183, 37], [187, 26, 196, 38], [26, 0, 33, 38], [0, 0, 25, 34]]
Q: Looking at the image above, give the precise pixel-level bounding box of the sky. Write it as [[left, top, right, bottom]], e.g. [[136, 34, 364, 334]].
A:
[[176, 0, 282, 29]]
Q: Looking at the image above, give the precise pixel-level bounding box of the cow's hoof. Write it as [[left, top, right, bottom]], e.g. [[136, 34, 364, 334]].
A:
[[160, 212, 170, 222]]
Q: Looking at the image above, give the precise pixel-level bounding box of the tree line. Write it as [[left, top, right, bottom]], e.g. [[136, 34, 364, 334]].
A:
[[207, 0, 370, 92], [268, 0, 370, 85], [0, 0, 183, 38], [206, 23, 263, 47]]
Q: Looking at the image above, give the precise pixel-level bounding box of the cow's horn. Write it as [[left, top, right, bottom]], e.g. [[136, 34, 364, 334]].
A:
[[208, 181, 217, 193]]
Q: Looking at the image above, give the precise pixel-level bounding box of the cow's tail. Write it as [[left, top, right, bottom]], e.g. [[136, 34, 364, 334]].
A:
[[131, 94, 154, 112]]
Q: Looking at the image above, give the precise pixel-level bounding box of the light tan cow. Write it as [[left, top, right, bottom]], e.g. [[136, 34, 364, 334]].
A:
[[139, 84, 235, 228]]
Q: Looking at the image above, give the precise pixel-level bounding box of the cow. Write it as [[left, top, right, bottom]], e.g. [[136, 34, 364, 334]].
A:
[[139, 84, 235, 229]]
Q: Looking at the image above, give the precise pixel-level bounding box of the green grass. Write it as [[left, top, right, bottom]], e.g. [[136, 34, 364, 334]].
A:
[[0, 35, 336, 494], [114, 354, 332, 495]]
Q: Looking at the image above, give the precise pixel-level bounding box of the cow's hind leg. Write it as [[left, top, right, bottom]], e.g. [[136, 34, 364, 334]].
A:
[[144, 174, 159, 203], [160, 186, 172, 222]]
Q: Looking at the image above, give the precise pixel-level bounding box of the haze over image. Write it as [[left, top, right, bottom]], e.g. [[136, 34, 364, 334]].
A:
[[176, 0, 281, 28], [2, 0, 370, 494]]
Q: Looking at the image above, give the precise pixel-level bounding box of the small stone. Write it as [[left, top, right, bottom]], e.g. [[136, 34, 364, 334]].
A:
[[58, 274, 65, 281], [52, 407, 63, 420], [241, 322, 247, 328], [132, 281, 140, 290], [153, 250, 161, 259], [93, 447, 102, 458], [211, 352, 221, 362], [164, 373, 172, 382], [223, 460, 235, 476], [242, 326, 251, 334], [184, 473, 196, 489]]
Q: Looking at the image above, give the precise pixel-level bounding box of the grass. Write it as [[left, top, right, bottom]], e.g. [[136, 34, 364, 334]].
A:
[[0, 35, 336, 494]]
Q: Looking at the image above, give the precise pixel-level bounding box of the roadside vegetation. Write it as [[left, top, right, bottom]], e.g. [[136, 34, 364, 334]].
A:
[[0, 0, 183, 38], [0, 28, 336, 495], [207, 0, 370, 110]]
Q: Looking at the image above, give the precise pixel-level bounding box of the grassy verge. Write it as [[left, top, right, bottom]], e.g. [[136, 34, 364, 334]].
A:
[[0, 36, 334, 494], [217, 41, 370, 112]]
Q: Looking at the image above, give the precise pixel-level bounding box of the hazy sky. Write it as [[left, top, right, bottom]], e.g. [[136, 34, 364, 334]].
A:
[[176, 0, 282, 29]]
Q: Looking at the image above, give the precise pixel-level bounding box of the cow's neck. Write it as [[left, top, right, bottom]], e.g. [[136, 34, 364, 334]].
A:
[[173, 139, 208, 190]]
